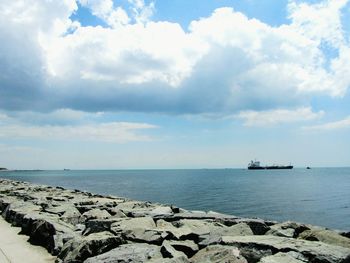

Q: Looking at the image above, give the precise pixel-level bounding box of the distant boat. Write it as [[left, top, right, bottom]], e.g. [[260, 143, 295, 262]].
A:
[[63, 169, 71, 171], [307, 167, 311, 169], [248, 160, 293, 170]]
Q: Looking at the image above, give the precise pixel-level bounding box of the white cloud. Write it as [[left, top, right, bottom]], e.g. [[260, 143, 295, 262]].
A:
[[0, 0, 350, 115], [288, 0, 348, 48], [78, 0, 130, 26], [303, 116, 350, 131], [0, 122, 157, 143], [236, 107, 324, 126]]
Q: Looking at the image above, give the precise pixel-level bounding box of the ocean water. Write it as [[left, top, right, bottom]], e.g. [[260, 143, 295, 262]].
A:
[[1, 168, 349, 231]]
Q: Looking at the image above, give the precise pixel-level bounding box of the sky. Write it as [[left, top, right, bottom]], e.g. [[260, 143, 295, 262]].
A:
[[1, 0, 350, 169]]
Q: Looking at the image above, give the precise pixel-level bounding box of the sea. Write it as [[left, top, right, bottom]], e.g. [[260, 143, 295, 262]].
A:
[[1, 167, 349, 231]]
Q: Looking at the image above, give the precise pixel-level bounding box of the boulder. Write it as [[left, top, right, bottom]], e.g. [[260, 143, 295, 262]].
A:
[[83, 243, 162, 263], [221, 235, 350, 263], [190, 245, 248, 263], [164, 240, 199, 258], [111, 216, 156, 233], [83, 218, 119, 235], [20, 213, 76, 254], [156, 219, 194, 240], [161, 240, 188, 259], [258, 251, 308, 263], [298, 229, 350, 249], [82, 208, 111, 220], [58, 231, 125, 262], [61, 206, 83, 225], [124, 228, 168, 245], [266, 221, 310, 238]]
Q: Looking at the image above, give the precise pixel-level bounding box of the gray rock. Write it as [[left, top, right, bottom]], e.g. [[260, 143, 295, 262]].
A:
[[58, 231, 125, 262], [258, 251, 308, 263], [221, 235, 350, 263], [111, 216, 156, 233], [83, 243, 162, 263], [164, 240, 199, 258], [125, 228, 168, 245], [156, 219, 194, 240], [298, 229, 350, 249], [83, 218, 119, 235], [61, 206, 82, 225], [266, 221, 309, 238], [190, 245, 248, 263], [82, 208, 111, 220], [161, 240, 189, 259]]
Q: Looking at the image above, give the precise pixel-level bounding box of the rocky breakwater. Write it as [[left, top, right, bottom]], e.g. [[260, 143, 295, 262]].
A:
[[0, 179, 350, 263]]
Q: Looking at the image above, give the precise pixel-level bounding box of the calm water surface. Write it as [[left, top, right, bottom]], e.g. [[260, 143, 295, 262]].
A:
[[1, 168, 349, 231]]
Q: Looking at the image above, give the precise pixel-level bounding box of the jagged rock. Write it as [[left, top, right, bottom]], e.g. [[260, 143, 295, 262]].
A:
[[213, 222, 254, 236], [1, 201, 42, 227], [20, 213, 76, 254], [221, 235, 350, 263], [258, 251, 309, 263], [114, 201, 157, 216], [266, 221, 310, 238], [111, 216, 156, 233], [161, 240, 189, 259], [58, 231, 125, 262], [83, 218, 119, 235], [109, 217, 167, 244], [233, 219, 270, 235], [164, 240, 199, 258], [106, 207, 127, 217], [298, 229, 350, 249], [124, 228, 168, 245], [150, 255, 190, 263], [82, 208, 111, 220], [61, 206, 82, 225], [156, 219, 198, 241], [190, 245, 248, 263], [83, 243, 162, 263]]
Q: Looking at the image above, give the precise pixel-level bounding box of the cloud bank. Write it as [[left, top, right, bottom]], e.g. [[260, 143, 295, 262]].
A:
[[0, 0, 349, 117]]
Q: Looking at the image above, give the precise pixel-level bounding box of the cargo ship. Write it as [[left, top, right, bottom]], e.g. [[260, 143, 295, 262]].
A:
[[248, 160, 293, 170]]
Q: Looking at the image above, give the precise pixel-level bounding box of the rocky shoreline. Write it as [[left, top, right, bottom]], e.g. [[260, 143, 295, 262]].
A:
[[0, 178, 350, 263]]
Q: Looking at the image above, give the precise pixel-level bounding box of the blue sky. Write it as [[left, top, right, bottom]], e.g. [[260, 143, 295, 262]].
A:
[[0, 0, 350, 169]]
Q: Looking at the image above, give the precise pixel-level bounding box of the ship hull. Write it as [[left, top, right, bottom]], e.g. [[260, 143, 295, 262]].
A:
[[248, 166, 293, 170]]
